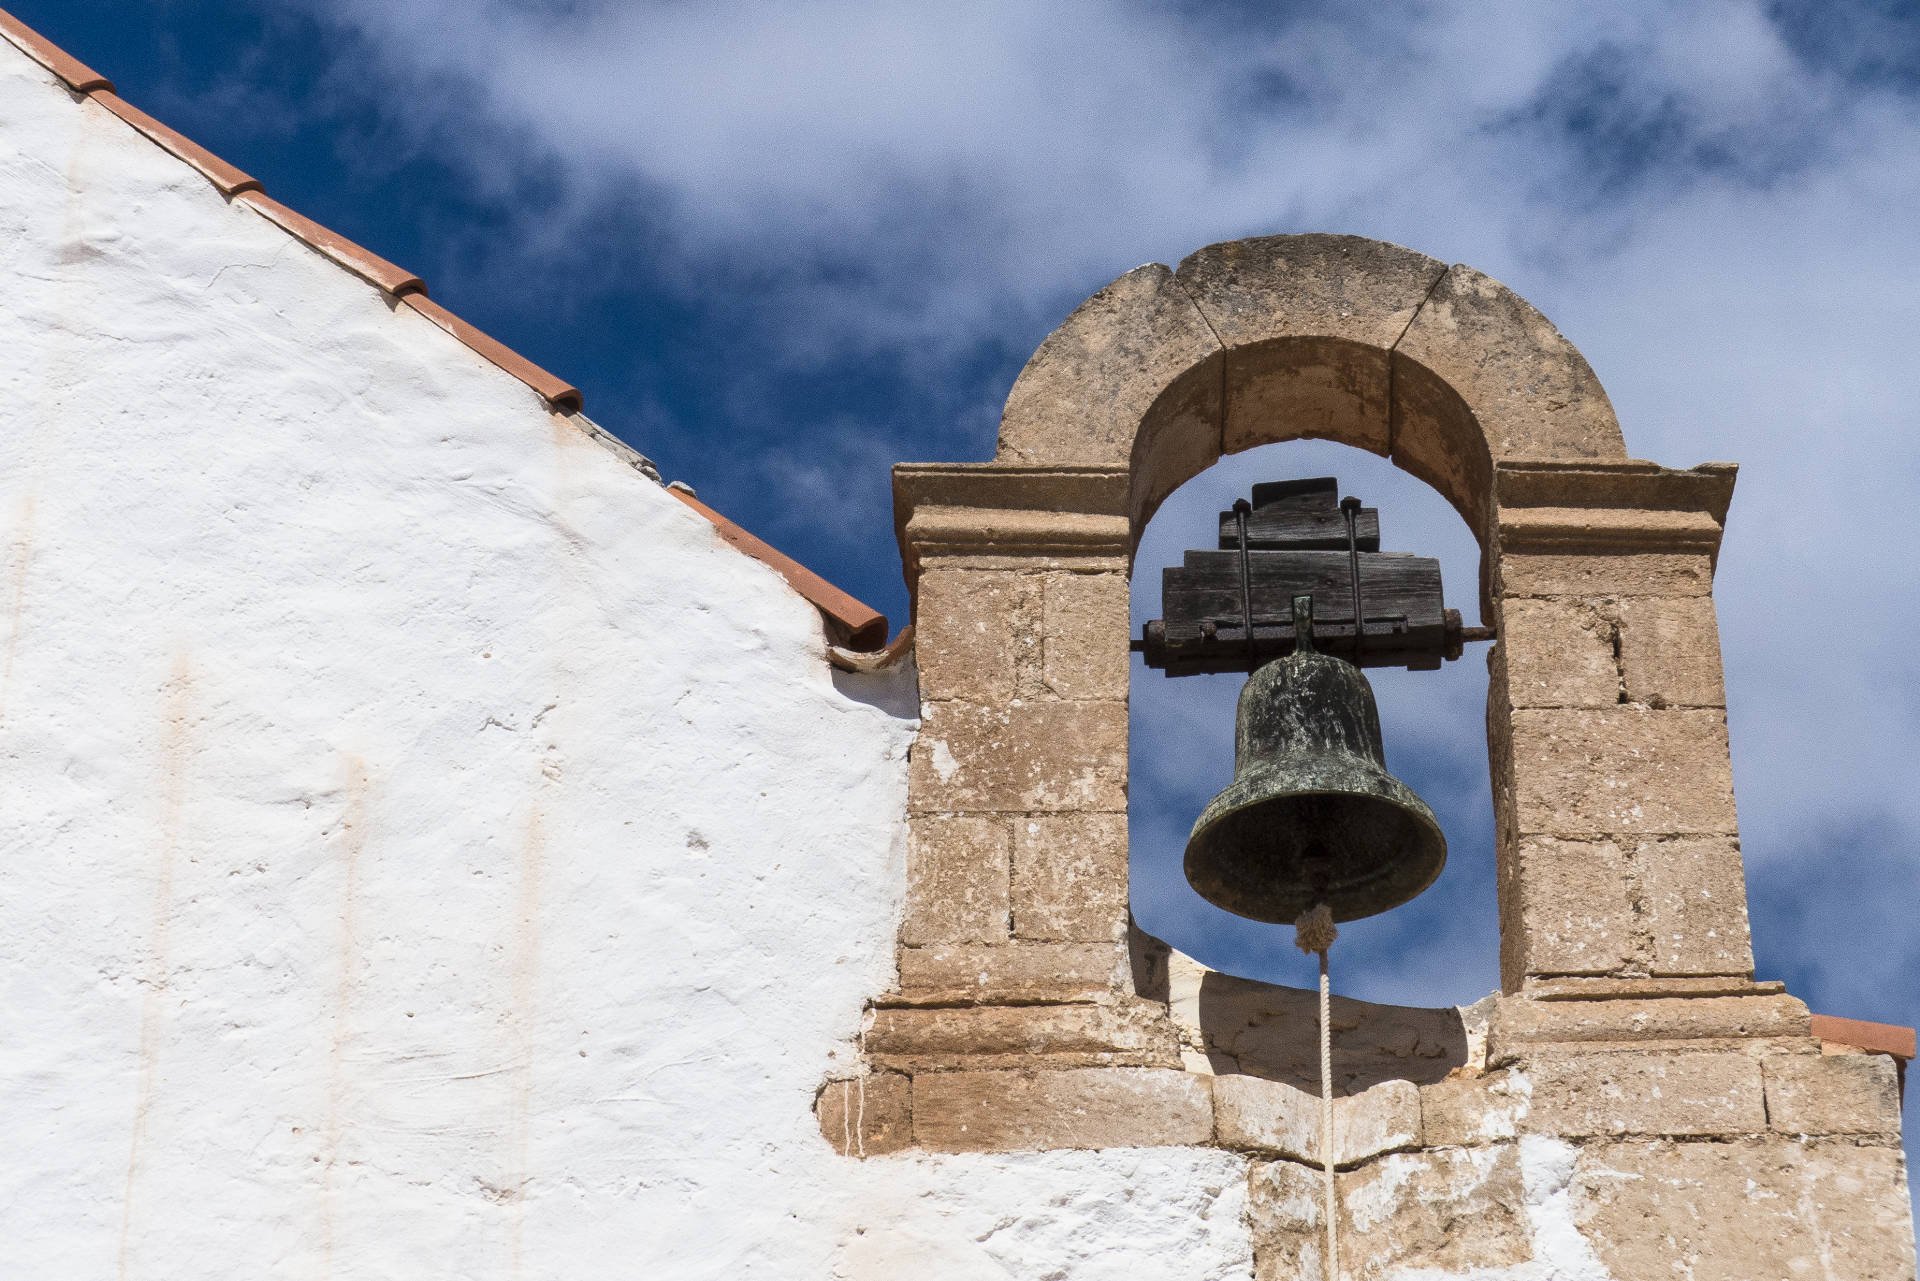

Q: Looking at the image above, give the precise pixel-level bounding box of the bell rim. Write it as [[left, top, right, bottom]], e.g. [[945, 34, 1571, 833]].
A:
[[1182, 760, 1448, 925]]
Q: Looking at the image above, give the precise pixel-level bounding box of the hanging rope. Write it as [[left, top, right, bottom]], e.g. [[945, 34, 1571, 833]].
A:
[[1295, 902, 1339, 1280]]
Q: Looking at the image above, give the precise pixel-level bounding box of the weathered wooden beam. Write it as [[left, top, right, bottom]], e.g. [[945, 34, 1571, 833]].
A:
[[1214, 477, 1381, 551], [1142, 550, 1455, 674]]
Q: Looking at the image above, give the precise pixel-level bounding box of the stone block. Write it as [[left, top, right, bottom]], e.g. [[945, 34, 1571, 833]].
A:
[[1498, 551, 1715, 598], [1497, 598, 1619, 708], [1634, 836, 1755, 976], [1039, 571, 1128, 699], [913, 569, 1025, 702], [1572, 1138, 1918, 1281], [900, 815, 1008, 946], [1174, 235, 1448, 459], [1419, 1071, 1528, 1146], [1177, 234, 1448, 352], [1215, 1075, 1316, 1161], [1390, 357, 1494, 540], [1011, 812, 1129, 942], [1223, 334, 1395, 458], [1244, 1159, 1328, 1280], [1765, 1052, 1903, 1137], [865, 1000, 1179, 1073], [894, 941, 1126, 1003], [998, 262, 1223, 469], [1521, 1051, 1766, 1138], [1395, 261, 1626, 464], [815, 1072, 912, 1158], [1614, 594, 1726, 707], [910, 700, 1127, 813], [1488, 993, 1809, 1056], [1129, 356, 1226, 535], [912, 1068, 1214, 1152], [1503, 836, 1635, 976], [1215, 1075, 1420, 1166], [1333, 1079, 1423, 1168], [1248, 1146, 1532, 1281], [1508, 707, 1737, 837]]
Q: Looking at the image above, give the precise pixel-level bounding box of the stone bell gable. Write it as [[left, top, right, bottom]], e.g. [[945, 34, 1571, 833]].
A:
[[822, 234, 1917, 1279]]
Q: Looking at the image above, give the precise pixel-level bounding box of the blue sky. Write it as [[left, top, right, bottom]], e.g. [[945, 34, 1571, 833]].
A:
[[17, 0, 1920, 1164]]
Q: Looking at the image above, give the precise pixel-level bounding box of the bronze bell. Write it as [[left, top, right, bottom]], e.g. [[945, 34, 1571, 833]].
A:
[[1183, 594, 1446, 924]]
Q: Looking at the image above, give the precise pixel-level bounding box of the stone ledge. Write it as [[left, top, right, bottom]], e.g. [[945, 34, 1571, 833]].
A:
[[1498, 504, 1726, 557], [866, 1000, 1180, 1073], [912, 1067, 1215, 1152], [1492, 457, 1737, 524], [1521, 977, 1782, 1001], [892, 462, 1131, 521], [1487, 993, 1809, 1062], [891, 941, 1129, 1005]]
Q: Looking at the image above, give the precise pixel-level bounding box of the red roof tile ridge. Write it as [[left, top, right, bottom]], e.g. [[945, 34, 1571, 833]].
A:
[[238, 191, 426, 297], [0, 7, 110, 93], [667, 488, 889, 652], [90, 91, 261, 198], [0, 6, 891, 653], [401, 294, 581, 413], [0, 6, 605, 412]]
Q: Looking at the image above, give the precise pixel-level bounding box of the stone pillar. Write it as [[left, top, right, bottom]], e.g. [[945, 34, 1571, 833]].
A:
[[1488, 459, 1755, 992], [822, 463, 1215, 1153], [891, 465, 1138, 997]]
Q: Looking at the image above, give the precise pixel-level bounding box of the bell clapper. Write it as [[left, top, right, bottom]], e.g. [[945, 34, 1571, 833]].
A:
[[1294, 900, 1340, 1280]]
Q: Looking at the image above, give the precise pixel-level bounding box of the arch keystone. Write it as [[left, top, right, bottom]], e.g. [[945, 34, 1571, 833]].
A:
[[1174, 233, 1448, 464]]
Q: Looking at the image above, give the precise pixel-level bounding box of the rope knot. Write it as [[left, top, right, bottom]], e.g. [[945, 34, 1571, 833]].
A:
[[1293, 902, 1338, 954]]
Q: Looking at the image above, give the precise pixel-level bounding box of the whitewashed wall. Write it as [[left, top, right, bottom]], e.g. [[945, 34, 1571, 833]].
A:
[[0, 41, 1250, 1280]]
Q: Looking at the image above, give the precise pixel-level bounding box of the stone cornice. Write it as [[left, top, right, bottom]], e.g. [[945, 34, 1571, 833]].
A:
[[893, 463, 1131, 588], [1493, 458, 1738, 561]]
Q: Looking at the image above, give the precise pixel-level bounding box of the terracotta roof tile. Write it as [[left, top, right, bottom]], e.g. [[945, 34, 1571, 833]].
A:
[[0, 5, 891, 655], [668, 488, 889, 651], [238, 191, 425, 297], [0, 8, 111, 93], [92, 91, 261, 197], [1810, 1013, 1916, 1060], [401, 294, 581, 413]]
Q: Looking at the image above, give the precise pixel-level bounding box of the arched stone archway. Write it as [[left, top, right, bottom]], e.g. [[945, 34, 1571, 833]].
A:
[[892, 232, 1747, 999], [993, 234, 1626, 562]]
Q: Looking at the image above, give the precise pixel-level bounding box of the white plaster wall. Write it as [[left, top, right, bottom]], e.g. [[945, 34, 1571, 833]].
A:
[[0, 43, 1251, 1280]]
